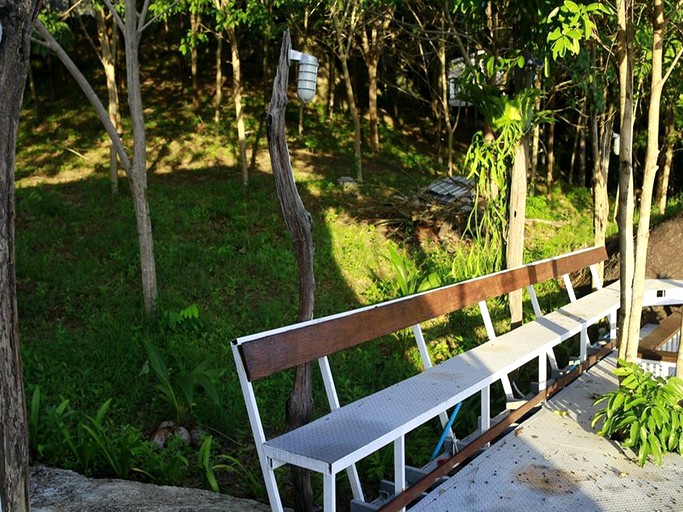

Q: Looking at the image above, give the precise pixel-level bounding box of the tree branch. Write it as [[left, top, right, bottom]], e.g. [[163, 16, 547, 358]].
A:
[[34, 19, 131, 172], [102, 0, 125, 34]]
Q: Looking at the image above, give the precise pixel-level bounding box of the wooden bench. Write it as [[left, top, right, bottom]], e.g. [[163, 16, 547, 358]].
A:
[[231, 246, 683, 511]]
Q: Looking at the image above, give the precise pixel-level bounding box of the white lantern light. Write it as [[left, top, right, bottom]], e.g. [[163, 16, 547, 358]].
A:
[[289, 49, 319, 104]]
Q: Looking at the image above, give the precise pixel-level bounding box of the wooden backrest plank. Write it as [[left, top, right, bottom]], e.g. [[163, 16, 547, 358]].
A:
[[638, 312, 681, 362], [237, 246, 607, 381]]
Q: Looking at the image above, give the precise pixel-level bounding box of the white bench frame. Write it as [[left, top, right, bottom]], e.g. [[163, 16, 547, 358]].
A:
[[231, 245, 683, 511]]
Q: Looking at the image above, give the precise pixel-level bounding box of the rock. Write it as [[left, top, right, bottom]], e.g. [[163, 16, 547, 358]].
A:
[[30, 466, 273, 512]]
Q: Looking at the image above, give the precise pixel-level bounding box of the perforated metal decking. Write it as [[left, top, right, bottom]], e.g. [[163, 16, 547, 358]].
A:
[[411, 355, 683, 512]]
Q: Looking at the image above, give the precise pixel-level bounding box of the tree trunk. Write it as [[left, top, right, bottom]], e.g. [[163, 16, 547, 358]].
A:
[[546, 119, 555, 201], [593, 108, 614, 285], [529, 123, 540, 195], [268, 31, 316, 512], [191, 11, 200, 113], [125, 0, 158, 316], [229, 27, 249, 186], [616, 0, 636, 362], [656, 104, 674, 214], [94, 5, 122, 196], [578, 108, 587, 187], [438, 24, 453, 174], [623, 0, 666, 362], [0, 1, 41, 509], [507, 139, 528, 329], [326, 54, 336, 119], [367, 56, 380, 153], [214, 33, 223, 124], [339, 54, 362, 181]]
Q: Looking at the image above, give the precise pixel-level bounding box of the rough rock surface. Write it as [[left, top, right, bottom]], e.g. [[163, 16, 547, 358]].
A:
[[604, 210, 683, 282], [29, 466, 272, 512]]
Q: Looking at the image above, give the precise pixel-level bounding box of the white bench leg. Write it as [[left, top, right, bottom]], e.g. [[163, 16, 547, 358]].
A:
[[263, 460, 284, 512], [580, 324, 588, 362], [323, 471, 336, 511], [610, 311, 617, 340], [394, 435, 406, 512], [480, 385, 491, 432], [538, 353, 547, 392]]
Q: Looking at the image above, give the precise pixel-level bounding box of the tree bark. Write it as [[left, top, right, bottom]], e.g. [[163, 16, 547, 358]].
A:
[[623, 0, 667, 362], [616, 0, 636, 362], [339, 54, 362, 181], [124, 0, 158, 315], [191, 10, 200, 113], [0, 1, 41, 509], [546, 118, 555, 201], [331, 0, 362, 181], [507, 139, 528, 329], [229, 26, 249, 186], [656, 104, 674, 214], [214, 32, 223, 124], [593, 108, 614, 285], [268, 30, 316, 512], [94, 5, 122, 196]]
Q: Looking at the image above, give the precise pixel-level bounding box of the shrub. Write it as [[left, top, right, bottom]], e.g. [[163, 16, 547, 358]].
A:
[[592, 360, 683, 466]]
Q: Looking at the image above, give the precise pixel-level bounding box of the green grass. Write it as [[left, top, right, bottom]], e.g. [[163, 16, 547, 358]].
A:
[[15, 60, 614, 506]]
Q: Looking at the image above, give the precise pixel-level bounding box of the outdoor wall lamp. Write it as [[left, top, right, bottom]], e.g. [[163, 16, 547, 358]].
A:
[[289, 49, 319, 104]]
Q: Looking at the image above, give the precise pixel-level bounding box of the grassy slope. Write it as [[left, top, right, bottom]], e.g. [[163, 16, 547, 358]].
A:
[[15, 48, 625, 503]]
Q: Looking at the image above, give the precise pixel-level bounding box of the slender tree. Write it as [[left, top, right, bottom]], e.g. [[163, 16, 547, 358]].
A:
[[0, 0, 42, 509], [620, 0, 683, 361], [35, 0, 161, 315]]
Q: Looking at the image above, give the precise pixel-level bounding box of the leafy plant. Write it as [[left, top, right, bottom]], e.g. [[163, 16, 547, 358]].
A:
[[141, 339, 220, 426], [385, 245, 442, 297], [198, 435, 265, 498], [161, 303, 202, 332], [592, 360, 683, 466]]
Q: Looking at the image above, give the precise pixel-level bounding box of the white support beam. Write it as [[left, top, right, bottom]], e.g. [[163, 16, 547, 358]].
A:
[[563, 274, 577, 302], [323, 472, 336, 511], [394, 435, 406, 512], [479, 301, 497, 340]]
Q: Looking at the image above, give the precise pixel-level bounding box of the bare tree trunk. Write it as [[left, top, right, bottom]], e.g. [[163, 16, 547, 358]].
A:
[[438, 22, 453, 174], [507, 139, 529, 328], [268, 31, 316, 512], [326, 54, 336, 119], [578, 108, 587, 187], [0, 0, 41, 508], [339, 54, 362, 181], [229, 27, 249, 186], [530, 124, 540, 194], [616, 0, 636, 362], [546, 119, 555, 201], [214, 33, 223, 124], [94, 6, 122, 196], [656, 104, 674, 214], [124, 0, 158, 316], [367, 56, 380, 153], [191, 11, 200, 113], [593, 108, 614, 285], [624, 0, 667, 362]]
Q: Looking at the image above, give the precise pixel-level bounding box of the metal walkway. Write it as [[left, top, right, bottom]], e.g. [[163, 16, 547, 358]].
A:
[[412, 354, 683, 512]]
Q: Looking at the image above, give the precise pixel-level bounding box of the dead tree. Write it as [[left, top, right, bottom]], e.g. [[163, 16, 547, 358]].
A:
[[267, 29, 316, 512]]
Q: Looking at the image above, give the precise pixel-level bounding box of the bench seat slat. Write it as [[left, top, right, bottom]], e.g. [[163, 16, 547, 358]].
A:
[[264, 285, 623, 473]]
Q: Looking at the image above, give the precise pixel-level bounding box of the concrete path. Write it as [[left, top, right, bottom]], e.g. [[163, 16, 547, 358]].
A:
[[412, 355, 683, 512]]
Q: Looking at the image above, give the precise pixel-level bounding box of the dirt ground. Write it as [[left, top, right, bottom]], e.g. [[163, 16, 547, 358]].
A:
[[604, 210, 683, 281]]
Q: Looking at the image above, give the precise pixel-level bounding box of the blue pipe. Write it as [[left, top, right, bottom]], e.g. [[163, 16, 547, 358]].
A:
[[430, 402, 462, 462]]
